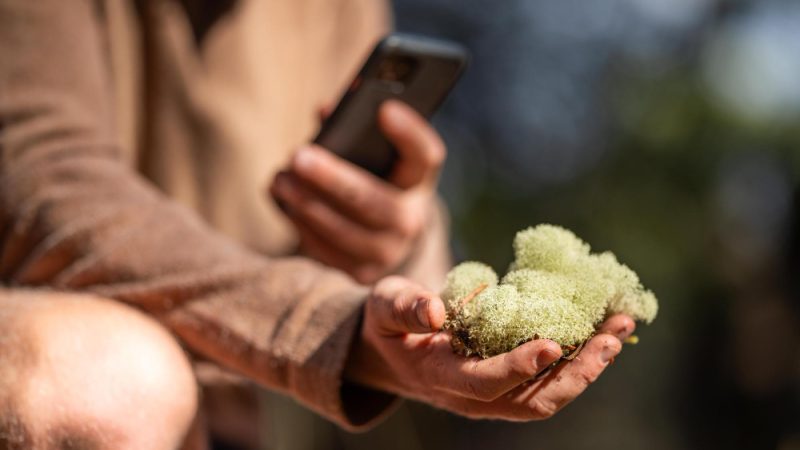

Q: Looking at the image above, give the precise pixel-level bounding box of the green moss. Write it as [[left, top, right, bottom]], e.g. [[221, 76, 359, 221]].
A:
[[443, 224, 659, 358]]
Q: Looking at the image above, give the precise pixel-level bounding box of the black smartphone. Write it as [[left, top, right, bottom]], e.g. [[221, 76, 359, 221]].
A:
[[313, 33, 469, 178]]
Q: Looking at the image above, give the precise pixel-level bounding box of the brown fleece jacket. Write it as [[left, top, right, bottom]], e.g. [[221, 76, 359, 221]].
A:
[[0, 0, 451, 430]]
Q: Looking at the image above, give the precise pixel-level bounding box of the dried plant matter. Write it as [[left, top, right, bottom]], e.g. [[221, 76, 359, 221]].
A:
[[442, 225, 658, 358]]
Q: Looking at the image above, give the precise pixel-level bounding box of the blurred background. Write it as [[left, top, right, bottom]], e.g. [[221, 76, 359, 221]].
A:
[[265, 0, 800, 449]]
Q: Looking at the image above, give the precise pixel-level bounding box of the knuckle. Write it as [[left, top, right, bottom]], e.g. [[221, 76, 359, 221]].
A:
[[397, 213, 423, 238], [507, 356, 534, 382], [425, 354, 452, 390], [354, 266, 381, 285], [388, 295, 416, 331], [364, 234, 398, 272], [381, 275, 406, 286], [389, 300, 406, 327], [426, 139, 446, 168], [371, 275, 405, 301], [528, 397, 559, 419], [374, 275, 407, 293], [383, 194, 405, 216], [339, 183, 371, 210], [462, 376, 489, 401], [579, 364, 603, 387], [370, 241, 398, 267], [395, 200, 426, 238], [460, 362, 494, 401], [415, 129, 446, 169]]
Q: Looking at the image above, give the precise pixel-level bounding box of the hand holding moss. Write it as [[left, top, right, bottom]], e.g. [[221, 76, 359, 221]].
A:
[[344, 275, 634, 420], [443, 225, 658, 358]]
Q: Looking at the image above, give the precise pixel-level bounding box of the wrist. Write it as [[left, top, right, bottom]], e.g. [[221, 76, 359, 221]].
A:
[[340, 313, 402, 427], [343, 314, 398, 393]]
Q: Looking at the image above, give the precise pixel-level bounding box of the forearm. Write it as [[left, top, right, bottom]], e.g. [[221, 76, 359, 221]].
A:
[[0, 0, 384, 429]]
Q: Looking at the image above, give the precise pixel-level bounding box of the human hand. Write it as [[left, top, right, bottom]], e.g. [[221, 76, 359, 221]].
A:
[[269, 100, 445, 284], [345, 276, 635, 420]]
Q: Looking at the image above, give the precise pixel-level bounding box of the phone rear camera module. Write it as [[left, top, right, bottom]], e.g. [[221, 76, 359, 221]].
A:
[[377, 56, 417, 83]]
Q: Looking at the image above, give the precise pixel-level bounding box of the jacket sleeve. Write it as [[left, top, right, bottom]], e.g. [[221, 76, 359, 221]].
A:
[[0, 0, 394, 431]]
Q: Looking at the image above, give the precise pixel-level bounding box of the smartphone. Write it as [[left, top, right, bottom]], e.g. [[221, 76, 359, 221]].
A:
[[313, 33, 469, 178]]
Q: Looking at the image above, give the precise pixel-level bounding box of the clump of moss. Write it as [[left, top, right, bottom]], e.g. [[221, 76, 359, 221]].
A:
[[443, 224, 658, 358], [441, 261, 498, 316]]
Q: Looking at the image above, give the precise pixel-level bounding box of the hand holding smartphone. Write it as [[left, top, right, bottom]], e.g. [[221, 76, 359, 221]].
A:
[[314, 33, 469, 178], [272, 33, 468, 283]]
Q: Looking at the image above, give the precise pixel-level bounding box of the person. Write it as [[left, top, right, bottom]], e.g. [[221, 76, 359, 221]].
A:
[[0, 1, 635, 449]]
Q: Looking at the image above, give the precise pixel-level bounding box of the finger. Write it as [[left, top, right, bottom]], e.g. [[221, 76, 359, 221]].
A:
[[289, 145, 403, 229], [283, 208, 355, 270], [517, 334, 622, 419], [271, 172, 405, 268], [296, 221, 383, 284], [430, 339, 563, 402], [290, 219, 383, 284], [273, 182, 381, 283], [378, 100, 446, 189], [598, 314, 636, 341], [369, 276, 446, 336]]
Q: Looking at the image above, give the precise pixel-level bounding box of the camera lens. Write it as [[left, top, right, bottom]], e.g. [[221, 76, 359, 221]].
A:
[[377, 56, 417, 83]]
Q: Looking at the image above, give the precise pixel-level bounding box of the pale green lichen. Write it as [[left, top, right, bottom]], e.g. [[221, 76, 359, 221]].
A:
[[511, 225, 589, 272], [441, 261, 498, 315], [443, 224, 659, 358]]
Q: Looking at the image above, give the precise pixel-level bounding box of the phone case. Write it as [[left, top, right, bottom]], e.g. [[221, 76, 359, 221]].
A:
[[313, 33, 469, 178]]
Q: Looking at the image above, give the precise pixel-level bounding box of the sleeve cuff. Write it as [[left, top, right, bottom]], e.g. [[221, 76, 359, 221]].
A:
[[285, 280, 399, 431]]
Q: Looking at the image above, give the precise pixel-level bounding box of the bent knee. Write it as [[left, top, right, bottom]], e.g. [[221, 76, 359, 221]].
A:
[[0, 290, 198, 449]]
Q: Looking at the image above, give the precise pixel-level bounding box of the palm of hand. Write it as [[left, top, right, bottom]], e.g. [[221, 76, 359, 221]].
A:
[[347, 276, 633, 421]]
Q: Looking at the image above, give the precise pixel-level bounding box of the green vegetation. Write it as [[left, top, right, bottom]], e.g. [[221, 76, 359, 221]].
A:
[[442, 225, 658, 358]]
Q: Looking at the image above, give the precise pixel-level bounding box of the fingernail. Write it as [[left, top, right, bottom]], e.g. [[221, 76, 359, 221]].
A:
[[601, 345, 619, 364], [615, 323, 631, 340], [415, 298, 430, 329], [293, 147, 316, 172], [535, 349, 558, 369]]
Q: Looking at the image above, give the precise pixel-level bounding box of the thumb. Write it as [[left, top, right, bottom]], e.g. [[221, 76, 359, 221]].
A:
[[378, 100, 446, 190], [370, 277, 446, 335]]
